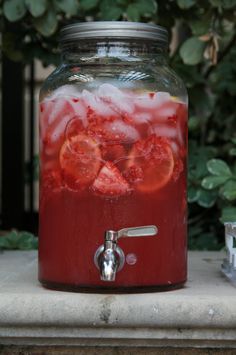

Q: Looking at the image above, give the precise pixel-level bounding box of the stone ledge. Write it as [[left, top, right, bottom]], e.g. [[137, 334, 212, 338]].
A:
[[0, 251, 235, 348]]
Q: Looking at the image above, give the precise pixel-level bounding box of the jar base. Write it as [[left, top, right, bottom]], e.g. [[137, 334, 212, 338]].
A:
[[39, 279, 186, 293]]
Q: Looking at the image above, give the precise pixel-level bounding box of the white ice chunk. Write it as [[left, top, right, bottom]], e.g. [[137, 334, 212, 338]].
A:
[[133, 112, 151, 124], [82, 89, 115, 116], [51, 114, 72, 143], [104, 120, 140, 142], [134, 92, 171, 110], [70, 99, 88, 126], [157, 106, 177, 120], [152, 124, 177, 138], [47, 99, 66, 124], [98, 84, 134, 115], [50, 85, 80, 99]]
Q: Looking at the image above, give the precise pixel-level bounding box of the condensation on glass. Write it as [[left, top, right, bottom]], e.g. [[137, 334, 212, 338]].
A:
[[38, 22, 188, 293]]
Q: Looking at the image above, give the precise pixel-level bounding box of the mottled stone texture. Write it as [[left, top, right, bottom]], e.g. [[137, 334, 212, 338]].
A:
[[0, 251, 236, 350]]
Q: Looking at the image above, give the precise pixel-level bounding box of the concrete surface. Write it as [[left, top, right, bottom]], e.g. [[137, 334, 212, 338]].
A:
[[0, 251, 235, 350]]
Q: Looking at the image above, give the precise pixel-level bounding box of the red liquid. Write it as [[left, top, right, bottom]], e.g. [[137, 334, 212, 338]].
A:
[[39, 85, 188, 291]]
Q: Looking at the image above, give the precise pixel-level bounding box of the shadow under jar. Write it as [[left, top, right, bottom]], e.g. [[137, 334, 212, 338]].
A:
[[38, 21, 188, 293]]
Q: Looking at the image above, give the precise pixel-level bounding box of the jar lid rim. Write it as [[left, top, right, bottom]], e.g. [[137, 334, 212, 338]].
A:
[[60, 21, 168, 44]]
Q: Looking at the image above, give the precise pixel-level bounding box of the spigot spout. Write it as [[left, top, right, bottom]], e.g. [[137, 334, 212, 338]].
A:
[[97, 236, 120, 282], [99, 244, 119, 282]]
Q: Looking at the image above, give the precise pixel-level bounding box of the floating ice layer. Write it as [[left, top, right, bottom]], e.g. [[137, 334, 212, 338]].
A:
[[40, 84, 187, 158]]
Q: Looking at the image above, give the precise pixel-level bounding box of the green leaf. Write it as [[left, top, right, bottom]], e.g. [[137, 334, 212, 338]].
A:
[[180, 37, 206, 65], [0, 230, 38, 250], [100, 1, 122, 20], [3, 0, 26, 21], [230, 148, 236, 156], [220, 180, 236, 201], [197, 189, 217, 208], [190, 19, 210, 36], [80, 0, 99, 10], [25, 0, 48, 17], [189, 232, 222, 251], [188, 186, 200, 203], [207, 159, 232, 176], [0, 236, 12, 249], [54, 0, 79, 15], [18, 232, 38, 250], [220, 207, 236, 223], [209, 0, 222, 6], [189, 86, 215, 118], [135, 0, 157, 15], [210, 0, 236, 8], [188, 116, 199, 131], [126, 4, 140, 21], [34, 9, 58, 37], [177, 0, 196, 9], [201, 175, 229, 189]]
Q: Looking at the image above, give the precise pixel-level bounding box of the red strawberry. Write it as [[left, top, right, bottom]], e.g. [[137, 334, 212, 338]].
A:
[[123, 165, 144, 185], [92, 162, 131, 197]]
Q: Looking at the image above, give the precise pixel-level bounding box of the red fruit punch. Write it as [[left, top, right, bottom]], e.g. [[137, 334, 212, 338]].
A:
[[39, 88, 187, 291]]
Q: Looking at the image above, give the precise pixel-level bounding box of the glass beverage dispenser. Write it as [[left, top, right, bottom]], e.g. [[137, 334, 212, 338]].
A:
[[38, 22, 188, 292]]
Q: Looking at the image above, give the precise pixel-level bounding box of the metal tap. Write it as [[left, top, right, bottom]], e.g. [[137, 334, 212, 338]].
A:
[[94, 225, 158, 282]]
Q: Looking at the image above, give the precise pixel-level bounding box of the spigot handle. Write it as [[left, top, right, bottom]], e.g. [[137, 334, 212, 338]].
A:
[[117, 225, 158, 239]]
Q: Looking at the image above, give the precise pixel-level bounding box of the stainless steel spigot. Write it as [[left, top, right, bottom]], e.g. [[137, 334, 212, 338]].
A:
[[94, 225, 158, 282]]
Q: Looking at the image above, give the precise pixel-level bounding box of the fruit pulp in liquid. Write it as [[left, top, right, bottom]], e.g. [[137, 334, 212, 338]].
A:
[[39, 84, 188, 289]]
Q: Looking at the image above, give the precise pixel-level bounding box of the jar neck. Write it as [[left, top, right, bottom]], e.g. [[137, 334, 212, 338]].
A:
[[61, 39, 168, 65]]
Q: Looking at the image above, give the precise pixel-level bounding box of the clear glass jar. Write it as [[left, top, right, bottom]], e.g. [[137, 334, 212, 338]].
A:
[[39, 22, 188, 292]]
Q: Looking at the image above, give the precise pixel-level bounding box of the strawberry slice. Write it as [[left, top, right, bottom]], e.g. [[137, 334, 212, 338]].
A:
[[127, 135, 174, 192], [92, 162, 131, 197], [60, 134, 101, 190], [123, 165, 144, 185]]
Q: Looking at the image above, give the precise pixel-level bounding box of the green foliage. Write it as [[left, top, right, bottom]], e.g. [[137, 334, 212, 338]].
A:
[[0, 0, 236, 250], [3, 0, 26, 21], [180, 37, 206, 65], [34, 7, 58, 37], [54, 0, 79, 16], [25, 0, 47, 17], [0, 230, 38, 250], [177, 0, 196, 9]]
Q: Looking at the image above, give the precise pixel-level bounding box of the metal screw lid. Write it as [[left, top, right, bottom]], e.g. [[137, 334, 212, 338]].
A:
[[60, 21, 168, 45]]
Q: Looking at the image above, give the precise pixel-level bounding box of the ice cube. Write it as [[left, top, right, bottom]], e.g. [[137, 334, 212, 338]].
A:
[[157, 106, 177, 120], [70, 99, 88, 127], [104, 120, 140, 143], [133, 112, 151, 124], [134, 92, 171, 110], [50, 114, 72, 143], [50, 85, 80, 99], [151, 124, 177, 138], [40, 100, 54, 127], [47, 99, 68, 125], [98, 84, 134, 115], [82, 89, 115, 117]]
